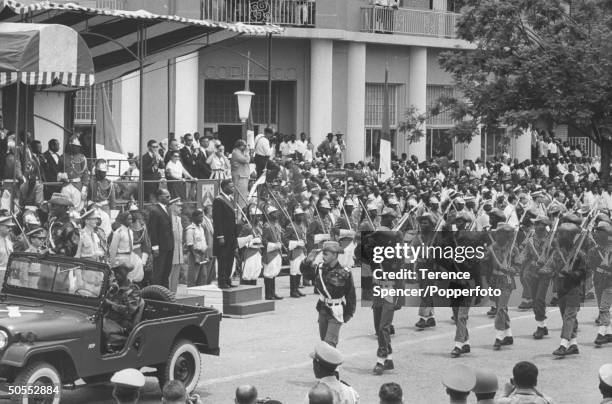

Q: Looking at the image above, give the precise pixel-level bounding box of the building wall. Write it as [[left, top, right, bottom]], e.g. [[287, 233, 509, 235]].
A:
[[33, 91, 65, 154]]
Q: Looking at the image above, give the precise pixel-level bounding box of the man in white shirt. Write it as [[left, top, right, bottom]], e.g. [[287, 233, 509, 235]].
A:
[[296, 132, 308, 160], [253, 128, 279, 180], [548, 137, 558, 157]]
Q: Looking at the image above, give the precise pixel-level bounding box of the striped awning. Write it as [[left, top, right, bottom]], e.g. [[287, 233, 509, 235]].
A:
[[0, 22, 95, 88], [0, 71, 94, 86], [0, 0, 284, 83]]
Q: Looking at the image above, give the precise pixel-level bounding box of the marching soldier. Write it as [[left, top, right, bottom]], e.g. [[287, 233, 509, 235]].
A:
[[519, 215, 554, 339], [283, 206, 307, 298], [314, 241, 356, 347], [414, 212, 437, 330], [487, 223, 519, 350], [369, 229, 403, 375], [335, 198, 357, 268], [546, 223, 587, 357], [588, 221, 612, 346], [46, 193, 78, 257]]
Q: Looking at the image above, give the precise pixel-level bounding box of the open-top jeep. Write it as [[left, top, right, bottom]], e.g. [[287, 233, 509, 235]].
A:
[[0, 252, 221, 403]]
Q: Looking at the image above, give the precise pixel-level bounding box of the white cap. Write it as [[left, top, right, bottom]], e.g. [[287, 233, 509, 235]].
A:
[[110, 368, 145, 388]]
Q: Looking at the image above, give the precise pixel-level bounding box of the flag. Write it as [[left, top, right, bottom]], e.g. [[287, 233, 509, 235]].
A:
[[248, 172, 266, 201], [95, 84, 122, 154], [378, 67, 392, 181]]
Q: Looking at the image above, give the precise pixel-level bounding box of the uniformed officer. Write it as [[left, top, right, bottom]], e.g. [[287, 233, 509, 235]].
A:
[[0, 216, 14, 279], [46, 193, 78, 256], [308, 341, 359, 404], [472, 370, 498, 404], [238, 205, 263, 286], [110, 368, 145, 404], [315, 241, 356, 347], [76, 209, 105, 262], [599, 363, 612, 404], [25, 227, 47, 254], [103, 263, 144, 352], [441, 364, 476, 404]]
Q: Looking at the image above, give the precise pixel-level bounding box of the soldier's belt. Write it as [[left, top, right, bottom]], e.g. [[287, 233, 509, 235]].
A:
[[319, 297, 342, 306]]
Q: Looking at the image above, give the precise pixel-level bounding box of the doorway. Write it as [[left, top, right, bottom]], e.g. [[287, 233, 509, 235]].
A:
[[218, 125, 243, 151]]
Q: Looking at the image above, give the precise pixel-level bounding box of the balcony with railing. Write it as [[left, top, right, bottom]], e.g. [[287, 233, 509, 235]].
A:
[[361, 6, 459, 39], [201, 0, 315, 26]]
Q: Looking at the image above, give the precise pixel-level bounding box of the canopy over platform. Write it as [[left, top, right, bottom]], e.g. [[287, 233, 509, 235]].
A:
[[0, 22, 94, 87], [0, 0, 283, 82]]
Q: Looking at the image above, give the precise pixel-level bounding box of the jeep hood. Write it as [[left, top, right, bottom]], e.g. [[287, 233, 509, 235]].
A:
[[0, 299, 95, 340]]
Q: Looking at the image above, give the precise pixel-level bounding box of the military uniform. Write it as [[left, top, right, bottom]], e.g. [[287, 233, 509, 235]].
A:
[[262, 207, 283, 300], [283, 209, 307, 297], [519, 217, 554, 339], [315, 242, 356, 347], [47, 214, 78, 257], [239, 213, 263, 284], [587, 221, 612, 346], [487, 224, 518, 350], [103, 278, 143, 351], [548, 223, 587, 356]]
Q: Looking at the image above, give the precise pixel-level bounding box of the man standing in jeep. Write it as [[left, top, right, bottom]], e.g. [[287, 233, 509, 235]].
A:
[[103, 263, 144, 352]]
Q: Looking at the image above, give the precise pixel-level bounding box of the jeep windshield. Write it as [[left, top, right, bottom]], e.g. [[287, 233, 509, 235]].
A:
[[5, 255, 105, 298]]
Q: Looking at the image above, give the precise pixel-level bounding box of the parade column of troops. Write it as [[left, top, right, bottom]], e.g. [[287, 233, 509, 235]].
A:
[[0, 127, 609, 375]]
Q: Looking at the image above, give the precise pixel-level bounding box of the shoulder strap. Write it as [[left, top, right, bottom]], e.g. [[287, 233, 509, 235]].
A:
[[317, 264, 332, 300]]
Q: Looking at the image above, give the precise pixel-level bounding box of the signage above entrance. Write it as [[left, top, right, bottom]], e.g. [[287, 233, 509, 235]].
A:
[[204, 65, 297, 81]]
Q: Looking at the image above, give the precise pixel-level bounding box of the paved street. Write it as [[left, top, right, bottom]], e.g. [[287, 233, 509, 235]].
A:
[[54, 277, 607, 404]]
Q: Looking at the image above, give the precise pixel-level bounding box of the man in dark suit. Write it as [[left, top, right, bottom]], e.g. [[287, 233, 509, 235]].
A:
[[141, 140, 165, 202], [193, 137, 212, 179], [42, 139, 64, 200], [147, 188, 174, 288], [213, 179, 238, 289], [179, 133, 197, 177]]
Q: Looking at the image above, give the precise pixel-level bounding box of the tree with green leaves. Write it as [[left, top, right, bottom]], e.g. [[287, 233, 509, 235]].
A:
[[436, 0, 612, 179]]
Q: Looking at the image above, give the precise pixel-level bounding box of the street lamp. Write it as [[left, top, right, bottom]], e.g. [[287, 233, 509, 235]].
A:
[[234, 90, 254, 122]]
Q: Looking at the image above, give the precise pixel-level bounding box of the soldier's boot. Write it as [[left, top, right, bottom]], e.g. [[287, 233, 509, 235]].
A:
[[296, 276, 306, 296], [272, 278, 283, 300], [553, 345, 567, 356], [264, 278, 274, 300], [595, 333, 609, 346], [487, 306, 497, 317], [290, 276, 302, 298], [533, 327, 548, 340], [450, 347, 462, 358], [566, 344, 579, 355], [372, 363, 384, 376], [383, 359, 394, 370], [493, 339, 503, 350], [501, 336, 514, 346]]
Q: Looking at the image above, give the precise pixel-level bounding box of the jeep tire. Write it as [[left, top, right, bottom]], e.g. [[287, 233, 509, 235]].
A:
[[157, 339, 201, 394], [11, 361, 62, 404], [141, 285, 176, 302]]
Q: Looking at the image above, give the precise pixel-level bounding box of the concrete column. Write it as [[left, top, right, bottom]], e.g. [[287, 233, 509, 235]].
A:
[[120, 71, 140, 154], [174, 52, 199, 137], [408, 47, 427, 160], [463, 136, 482, 161], [309, 39, 333, 147], [515, 129, 532, 162], [346, 42, 366, 163]]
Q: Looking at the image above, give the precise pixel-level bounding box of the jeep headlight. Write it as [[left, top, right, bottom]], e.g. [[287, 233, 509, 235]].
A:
[[0, 331, 8, 349]]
